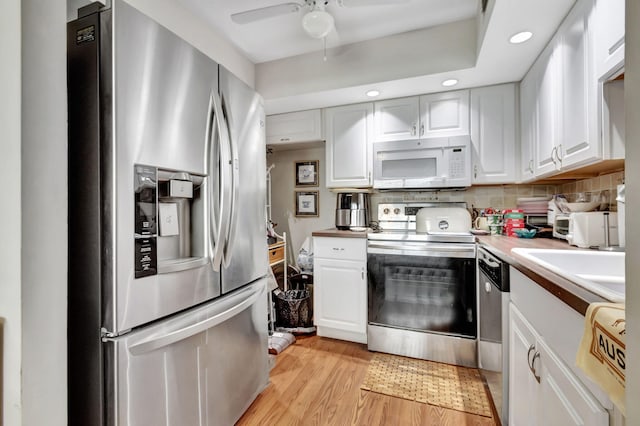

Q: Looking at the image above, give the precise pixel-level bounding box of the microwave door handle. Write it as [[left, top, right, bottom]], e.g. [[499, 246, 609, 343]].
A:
[[221, 94, 240, 269], [210, 91, 233, 272]]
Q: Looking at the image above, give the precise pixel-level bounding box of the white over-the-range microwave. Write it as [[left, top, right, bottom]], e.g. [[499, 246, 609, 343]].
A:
[[372, 136, 471, 189]]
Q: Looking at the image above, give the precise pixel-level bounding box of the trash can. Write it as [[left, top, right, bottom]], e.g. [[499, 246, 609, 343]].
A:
[[274, 273, 313, 328]]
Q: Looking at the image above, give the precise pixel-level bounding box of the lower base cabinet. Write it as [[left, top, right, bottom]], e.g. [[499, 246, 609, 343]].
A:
[[509, 303, 608, 426], [313, 237, 367, 344]]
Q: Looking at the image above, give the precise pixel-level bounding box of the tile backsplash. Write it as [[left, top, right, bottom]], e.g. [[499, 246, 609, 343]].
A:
[[559, 170, 624, 211], [370, 184, 557, 220]]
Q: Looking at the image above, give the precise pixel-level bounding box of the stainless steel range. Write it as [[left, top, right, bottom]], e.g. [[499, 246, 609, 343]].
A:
[[367, 203, 477, 367]]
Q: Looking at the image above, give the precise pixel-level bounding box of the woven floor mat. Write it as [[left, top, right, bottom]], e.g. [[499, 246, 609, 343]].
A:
[[360, 353, 492, 418]]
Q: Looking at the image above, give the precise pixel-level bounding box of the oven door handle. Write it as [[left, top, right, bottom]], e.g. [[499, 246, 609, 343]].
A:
[[367, 242, 476, 258]]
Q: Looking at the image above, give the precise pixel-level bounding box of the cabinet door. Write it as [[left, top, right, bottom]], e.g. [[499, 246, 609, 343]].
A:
[[266, 109, 322, 145], [593, 0, 625, 79], [470, 84, 517, 184], [509, 303, 540, 426], [373, 97, 420, 141], [313, 258, 367, 338], [559, 0, 600, 169], [520, 71, 537, 182], [538, 338, 609, 426], [420, 90, 470, 138], [534, 45, 560, 177], [325, 103, 373, 188]]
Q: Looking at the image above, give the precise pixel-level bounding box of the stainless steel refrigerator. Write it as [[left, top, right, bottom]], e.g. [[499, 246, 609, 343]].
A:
[[67, 2, 269, 424]]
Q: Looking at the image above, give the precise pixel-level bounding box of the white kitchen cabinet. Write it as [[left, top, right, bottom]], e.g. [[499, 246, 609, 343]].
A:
[[266, 109, 323, 145], [557, 0, 600, 170], [592, 0, 625, 79], [509, 304, 608, 426], [470, 84, 517, 184], [419, 90, 470, 138], [519, 70, 536, 182], [325, 103, 373, 188], [313, 237, 367, 344], [509, 303, 542, 425], [373, 97, 420, 142], [533, 44, 560, 177]]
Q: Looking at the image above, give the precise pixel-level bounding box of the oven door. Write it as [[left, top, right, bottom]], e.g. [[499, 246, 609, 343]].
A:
[[367, 241, 476, 338]]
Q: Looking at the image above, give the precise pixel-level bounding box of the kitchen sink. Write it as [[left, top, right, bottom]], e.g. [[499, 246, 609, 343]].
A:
[[511, 248, 625, 302]]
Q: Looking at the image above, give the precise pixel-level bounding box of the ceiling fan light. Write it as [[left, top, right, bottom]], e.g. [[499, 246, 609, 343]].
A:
[[301, 10, 335, 39]]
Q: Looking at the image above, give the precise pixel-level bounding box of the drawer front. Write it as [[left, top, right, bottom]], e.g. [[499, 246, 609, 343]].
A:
[[268, 246, 284, 264], [314, 237, 366, 261]]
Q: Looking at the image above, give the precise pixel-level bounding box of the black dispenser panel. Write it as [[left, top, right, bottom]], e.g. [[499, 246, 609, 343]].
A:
[[134, 165, 157, 278]]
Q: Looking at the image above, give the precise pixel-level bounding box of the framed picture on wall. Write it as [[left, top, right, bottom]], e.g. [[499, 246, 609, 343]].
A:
[[295, 160, 319, 187], [295, 191, 319, 217]]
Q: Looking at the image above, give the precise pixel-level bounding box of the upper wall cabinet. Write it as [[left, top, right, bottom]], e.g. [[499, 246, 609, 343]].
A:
[[373, 97, 420, 141], [325, 103, 374, 188], [266, 109, 323, 145], [522, 0, 605, 179], [420, 90, 470, 138], [520, 69, 537, 182], [470, 84, 517, 184], [373, 90, 469, 142], [592, 0, 625, 79]]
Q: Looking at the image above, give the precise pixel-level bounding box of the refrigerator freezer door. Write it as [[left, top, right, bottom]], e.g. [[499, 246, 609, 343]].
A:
[[107, 1, 220, 332], [219, 68, 269, 293], [105, 279, 269, 426]]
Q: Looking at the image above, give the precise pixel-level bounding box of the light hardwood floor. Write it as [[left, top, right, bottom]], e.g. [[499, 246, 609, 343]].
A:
[[237, 335, 498, 426]]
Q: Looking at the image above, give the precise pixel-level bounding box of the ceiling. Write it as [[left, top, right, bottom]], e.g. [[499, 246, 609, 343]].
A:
[[174, 0, 577, 114], [176, 0, 479, 63]]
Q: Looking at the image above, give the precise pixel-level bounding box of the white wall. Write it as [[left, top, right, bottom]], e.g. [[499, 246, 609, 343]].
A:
[[66, 0, 256, 88], [625, 0, 640, 420], [21, 1, 69, 425], [267, 145, 336, 264], [0, 1, 22, 424]]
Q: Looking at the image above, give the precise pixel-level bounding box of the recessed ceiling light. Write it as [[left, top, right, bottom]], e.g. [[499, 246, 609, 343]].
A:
[[366, 90, 380, 97], [441, 79, 458, 87], [509, 31, 533, 44]]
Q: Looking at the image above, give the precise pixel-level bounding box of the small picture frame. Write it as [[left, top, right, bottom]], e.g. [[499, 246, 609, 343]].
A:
[[295, 160, 319, 187], [295, 191, 319, 217]]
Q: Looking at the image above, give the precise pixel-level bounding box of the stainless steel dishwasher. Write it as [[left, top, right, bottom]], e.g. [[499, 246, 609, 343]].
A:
[[477, 246, 510, 425]]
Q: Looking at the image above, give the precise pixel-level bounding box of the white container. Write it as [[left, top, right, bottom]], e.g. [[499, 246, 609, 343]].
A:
[[617, 184, 625, 247]]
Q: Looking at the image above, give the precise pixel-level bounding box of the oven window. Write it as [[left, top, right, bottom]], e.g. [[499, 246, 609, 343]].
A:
[[367, 253, 476, 338]]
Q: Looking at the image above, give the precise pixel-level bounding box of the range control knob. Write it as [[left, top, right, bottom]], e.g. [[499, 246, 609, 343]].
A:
[[393, 208, 401, 215], [383, 208, 390, 215]]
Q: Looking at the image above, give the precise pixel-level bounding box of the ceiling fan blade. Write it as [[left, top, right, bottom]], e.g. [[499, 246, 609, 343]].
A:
[[337, 0, 409, 7], [231, 3, 302, 25]]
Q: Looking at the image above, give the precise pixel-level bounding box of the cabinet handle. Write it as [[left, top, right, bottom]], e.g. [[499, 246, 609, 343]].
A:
[[280, 137, 290, 142], [529, 159, 534, 173], [527, 344, 541, 383], [411, 123, 417, 136], [420, 124, 425, 136], [555, 144, 563, 164], [362, 270, 365, 280], [332, 247, 344, 251], [550, 146, 557, 165], [474, 165, 478, 179], [531, 351, 541, 383]]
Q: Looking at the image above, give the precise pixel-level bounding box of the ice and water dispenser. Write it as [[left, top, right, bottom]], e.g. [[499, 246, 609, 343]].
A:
[[134, 165, 207, 278]]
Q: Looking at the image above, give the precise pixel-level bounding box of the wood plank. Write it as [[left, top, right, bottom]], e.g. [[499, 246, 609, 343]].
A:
[[237, 335, 497, 425]]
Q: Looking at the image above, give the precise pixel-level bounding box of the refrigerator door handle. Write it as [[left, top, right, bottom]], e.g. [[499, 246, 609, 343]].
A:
[[128, 283, 263, 355], [221, 94, 240, 268], [209, 90, 233, 272]]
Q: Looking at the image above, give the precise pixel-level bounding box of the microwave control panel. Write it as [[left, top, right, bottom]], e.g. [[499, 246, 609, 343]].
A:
[[448, 147, 466, 179]]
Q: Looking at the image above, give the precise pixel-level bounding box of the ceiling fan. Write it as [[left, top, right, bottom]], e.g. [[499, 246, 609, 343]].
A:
[[231, 0, 410, 39]]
